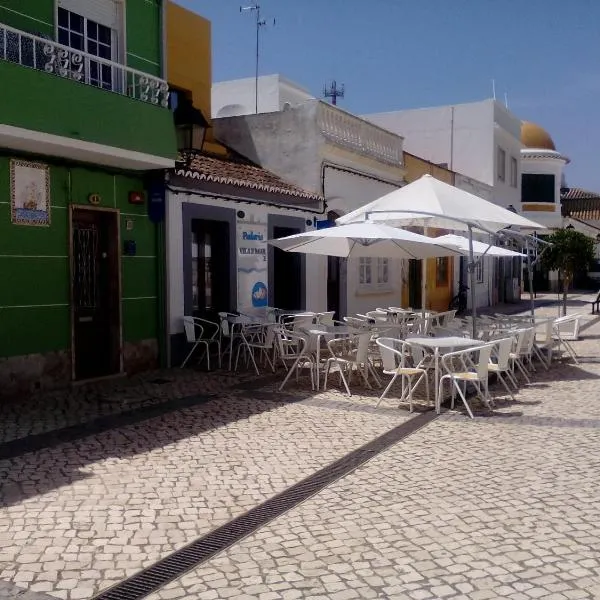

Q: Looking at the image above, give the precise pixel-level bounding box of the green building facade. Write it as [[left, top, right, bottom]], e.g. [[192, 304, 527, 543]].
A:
[[0, 0, 177, 394]]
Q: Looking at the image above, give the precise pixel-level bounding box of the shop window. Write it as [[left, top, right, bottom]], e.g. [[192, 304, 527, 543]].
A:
[[359, 258, 390, 290]]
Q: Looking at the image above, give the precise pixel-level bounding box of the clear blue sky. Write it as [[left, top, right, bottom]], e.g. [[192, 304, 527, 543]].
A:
[[178, 0, 600, 191]]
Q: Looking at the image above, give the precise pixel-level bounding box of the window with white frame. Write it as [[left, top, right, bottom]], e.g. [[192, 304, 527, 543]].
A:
[[359, 257, 390, 290], [497, 148, 506, 182], [58, 8, 115, 89], [57, 0, 122, 91], [475, 257, 484, 283], [510, 156, 518, 188]]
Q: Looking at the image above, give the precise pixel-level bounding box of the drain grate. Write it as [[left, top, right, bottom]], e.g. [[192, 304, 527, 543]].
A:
[[92, 409, 438, 600]]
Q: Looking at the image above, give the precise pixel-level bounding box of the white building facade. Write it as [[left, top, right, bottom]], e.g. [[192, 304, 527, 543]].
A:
[[363, 99, 523, 213], [364, 99, 525, 307], [165, 153, 324, 366], [212, 95, 407, 317], [451, 174, 501, 309], [212, 74, 315, 118]]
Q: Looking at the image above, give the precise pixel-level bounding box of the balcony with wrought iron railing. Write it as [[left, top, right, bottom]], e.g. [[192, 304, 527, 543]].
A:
[[0, 22, 169, 107], [317, 101, 404, 167]]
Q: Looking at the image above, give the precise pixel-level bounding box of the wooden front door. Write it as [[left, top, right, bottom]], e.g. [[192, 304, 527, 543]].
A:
[[71, 207, 121, 380]]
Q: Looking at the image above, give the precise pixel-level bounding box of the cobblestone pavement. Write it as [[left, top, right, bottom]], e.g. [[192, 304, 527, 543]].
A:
[[0, 373, 414, 598], [1, 301, 599, 599], [0, 369, 263, 445], [143, 324, 600, 600]]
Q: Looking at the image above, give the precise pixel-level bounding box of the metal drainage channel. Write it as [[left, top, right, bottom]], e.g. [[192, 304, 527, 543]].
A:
[[93, 409, 438, 600]]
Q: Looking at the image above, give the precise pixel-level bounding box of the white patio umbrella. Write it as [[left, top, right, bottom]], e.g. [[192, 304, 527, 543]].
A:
[[434, 234, 527, 258], [268, 222, 462, 259], [269, 222, 462, 315], [336, 174, 546, 337]]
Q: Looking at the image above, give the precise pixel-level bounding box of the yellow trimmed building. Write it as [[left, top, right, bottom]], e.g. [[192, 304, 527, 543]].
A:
[[402, 153, 455, 312]]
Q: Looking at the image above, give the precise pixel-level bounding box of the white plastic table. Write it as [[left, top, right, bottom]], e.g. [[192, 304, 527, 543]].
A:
[[405, 336, 484, 412]]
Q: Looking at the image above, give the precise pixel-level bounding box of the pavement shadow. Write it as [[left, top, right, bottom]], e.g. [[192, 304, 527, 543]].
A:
[[0, 368, 267, 446], [0, 381, 307, 508], [533, 363, 600, 382], [0, 369, 411, 508]]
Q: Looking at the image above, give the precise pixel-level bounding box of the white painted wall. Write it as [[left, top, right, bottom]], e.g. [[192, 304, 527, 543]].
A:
[[492, 118, 522, 211], [165, 189, 321, 338], [214, 102, 323, 193], [364, 100, 495, 185], [323, 167, 403, 315], [214, 102, 407, 318], [364, 98, 525, 214], [212, 74, 314, 118]]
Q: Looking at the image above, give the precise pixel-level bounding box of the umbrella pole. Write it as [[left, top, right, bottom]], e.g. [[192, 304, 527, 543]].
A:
[[468, 226, 478, 339], [526, 238, 535, 320], [421, 227, 429, 317]]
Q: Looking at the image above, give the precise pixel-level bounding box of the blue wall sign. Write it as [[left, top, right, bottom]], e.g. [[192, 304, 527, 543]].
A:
[[316, 219, 335, 230], [251, 281, 268, 307], [148, 182, 166, 224]]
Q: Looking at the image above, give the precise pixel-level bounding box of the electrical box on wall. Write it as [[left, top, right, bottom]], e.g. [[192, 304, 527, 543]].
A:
[[123, 240, 136, 256]]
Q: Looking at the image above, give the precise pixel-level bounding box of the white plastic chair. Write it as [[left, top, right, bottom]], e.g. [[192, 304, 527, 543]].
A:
[[181, 317, 205, 369], [375, 338, 429, 411], [552, 315, 581, 364], [488, 337, 518, 401], [277, 329, 316, 391], [324, 332, 381, 396], [509, 328, 533, 384], [181, 316, 221, 370], [438, 343, 495, 419], [218, 312, 243, 370], [235, 323, 277, 375]]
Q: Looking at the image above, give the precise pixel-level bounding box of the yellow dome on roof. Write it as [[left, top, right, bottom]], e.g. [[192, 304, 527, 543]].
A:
[[521, 121, 556, 151]]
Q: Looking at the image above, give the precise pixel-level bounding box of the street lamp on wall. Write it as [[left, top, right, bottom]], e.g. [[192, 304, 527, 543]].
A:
[[173, 94, 210, 164]]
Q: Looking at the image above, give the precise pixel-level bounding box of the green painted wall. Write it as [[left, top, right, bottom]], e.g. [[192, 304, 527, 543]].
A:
[[0, 156, 158, 359], [126, 0, 162, 76], [0, 2, 54, 36], [0, 61, 176, 158]]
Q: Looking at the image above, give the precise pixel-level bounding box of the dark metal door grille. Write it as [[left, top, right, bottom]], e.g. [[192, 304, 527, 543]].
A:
[[92, 410, 437, 600], [73, 224, 98, 309]]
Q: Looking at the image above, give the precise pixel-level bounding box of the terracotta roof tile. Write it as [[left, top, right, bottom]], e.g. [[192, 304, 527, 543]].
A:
[[561, 187, 600, 201], [174, 153, 323, 205], [561, 196, 600, 220]]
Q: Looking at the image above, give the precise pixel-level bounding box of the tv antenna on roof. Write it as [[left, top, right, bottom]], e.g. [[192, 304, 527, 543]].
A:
[[324, 80, 345, 106], [240, 3, 275, 114]]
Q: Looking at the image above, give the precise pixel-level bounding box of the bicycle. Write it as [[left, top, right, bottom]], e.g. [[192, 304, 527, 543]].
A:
[[449, 284, 469, 315]]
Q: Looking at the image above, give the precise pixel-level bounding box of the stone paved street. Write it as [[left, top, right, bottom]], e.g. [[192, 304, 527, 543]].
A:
[[1, 297, 599, 599], [0, 375, 413, 598]]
